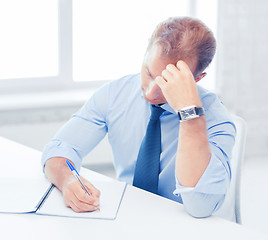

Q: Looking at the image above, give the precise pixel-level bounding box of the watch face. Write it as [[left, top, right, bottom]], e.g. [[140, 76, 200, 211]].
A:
[[181, 108, 198, 121]]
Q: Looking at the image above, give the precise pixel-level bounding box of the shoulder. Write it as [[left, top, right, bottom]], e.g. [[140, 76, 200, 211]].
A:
[[198, 85, 224, 112], [105, 73, 142, 103], [108, 73, 141, 92], [83, 73, 140, 110], [88, 73, 144, 114], [90, 73, 141, 102], [198, 85, 219, 107], [197, 85, 234, 125]]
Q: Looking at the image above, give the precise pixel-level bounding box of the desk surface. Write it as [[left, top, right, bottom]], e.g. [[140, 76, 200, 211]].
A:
[[0, 136, 267, 240]]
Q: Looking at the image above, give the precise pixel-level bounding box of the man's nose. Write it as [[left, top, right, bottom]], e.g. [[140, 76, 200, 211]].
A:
[[146, 80, 162, 99]]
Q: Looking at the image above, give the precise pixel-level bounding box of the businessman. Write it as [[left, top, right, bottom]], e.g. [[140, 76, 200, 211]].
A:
[[42, 17, 235, 217]]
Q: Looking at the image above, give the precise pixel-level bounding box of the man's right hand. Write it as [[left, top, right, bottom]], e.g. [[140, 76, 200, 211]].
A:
[[44, 157, 100, 213], [62, 175, 100, 212]]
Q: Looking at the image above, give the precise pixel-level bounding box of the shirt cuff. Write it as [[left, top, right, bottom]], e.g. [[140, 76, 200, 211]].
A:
[[41, 139, 83, 172], [173, 149, 230, 196]]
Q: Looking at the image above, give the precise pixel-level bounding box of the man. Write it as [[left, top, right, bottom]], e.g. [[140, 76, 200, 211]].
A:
[[42, 17, 235, 217]]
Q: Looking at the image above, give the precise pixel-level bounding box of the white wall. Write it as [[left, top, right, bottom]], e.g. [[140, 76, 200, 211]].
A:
[[217, 0, 268, 159], [216, 1, 268, 233]]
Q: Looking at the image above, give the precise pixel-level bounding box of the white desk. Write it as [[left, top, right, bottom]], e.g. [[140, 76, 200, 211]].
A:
[[0, 136, 267, 240]]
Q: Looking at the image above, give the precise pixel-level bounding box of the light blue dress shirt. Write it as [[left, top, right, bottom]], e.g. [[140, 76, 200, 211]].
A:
[[42, 73, 236, 218]]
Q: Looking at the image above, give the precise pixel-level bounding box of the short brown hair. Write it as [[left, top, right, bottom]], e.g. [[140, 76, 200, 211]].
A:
[[147, 17, 216, 78]]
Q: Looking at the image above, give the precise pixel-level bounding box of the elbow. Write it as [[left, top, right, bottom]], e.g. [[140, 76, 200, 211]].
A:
[[181, 192, 224, 218], [184, 206, 214, 219]]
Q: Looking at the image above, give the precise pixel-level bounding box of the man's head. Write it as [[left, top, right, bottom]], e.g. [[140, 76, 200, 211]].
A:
[[141, 17, 216, 105]]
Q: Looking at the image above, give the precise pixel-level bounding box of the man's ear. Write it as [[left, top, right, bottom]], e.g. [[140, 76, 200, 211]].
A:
[[195, 72, 207, 83]]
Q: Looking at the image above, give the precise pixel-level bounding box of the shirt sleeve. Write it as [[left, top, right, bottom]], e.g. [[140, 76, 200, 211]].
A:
[[173, 98, 236, 217], [41, 83, 110, 171], [174, 123, 235, 193], [174, 122, 235, 217]]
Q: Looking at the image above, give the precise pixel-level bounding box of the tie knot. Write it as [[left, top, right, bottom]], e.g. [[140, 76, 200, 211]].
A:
[[150, 105, 165, 120]]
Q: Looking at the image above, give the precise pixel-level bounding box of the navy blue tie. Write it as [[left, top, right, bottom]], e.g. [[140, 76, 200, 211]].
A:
[[133, 105, 165, 194]]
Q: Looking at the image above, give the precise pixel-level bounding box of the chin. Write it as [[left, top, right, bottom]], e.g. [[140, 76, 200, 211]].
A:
[[145, 97, 165, 105]]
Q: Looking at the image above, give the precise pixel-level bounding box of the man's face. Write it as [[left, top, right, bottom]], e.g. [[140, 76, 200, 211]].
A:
[[140, 44, 198, 106], [140, 45, 170, 105]]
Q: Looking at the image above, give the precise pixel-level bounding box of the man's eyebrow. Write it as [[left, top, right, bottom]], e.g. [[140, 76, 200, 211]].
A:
[[145, 65, 153, 78]]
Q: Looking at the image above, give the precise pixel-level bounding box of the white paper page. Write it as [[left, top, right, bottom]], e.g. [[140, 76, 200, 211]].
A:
[[0, 178, 52, 213], [37, 180, 126, 220]]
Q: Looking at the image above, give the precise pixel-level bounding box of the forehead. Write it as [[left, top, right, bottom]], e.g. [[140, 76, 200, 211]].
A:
[[143, 44, 197, 76], [143, 45, 173, 75]]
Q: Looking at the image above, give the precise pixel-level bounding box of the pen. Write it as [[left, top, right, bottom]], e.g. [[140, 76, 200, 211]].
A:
[[66, 160, 100, 211], [66, 160, 91, 196]]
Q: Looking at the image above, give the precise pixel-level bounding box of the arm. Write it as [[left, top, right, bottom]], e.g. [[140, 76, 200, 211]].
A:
[[176, 116, 210, 187], [156, 60, 211, 187], [156, 61, 234, 217], [41, 83, 109, 212]]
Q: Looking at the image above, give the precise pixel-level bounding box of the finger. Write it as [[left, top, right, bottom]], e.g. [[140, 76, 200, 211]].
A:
[[69, 200, 81, 212], [73, 198, 98, 212], [176, 60, 191, 73], [82, 178, 101, 199], [65, 190, 98, 212], [73, 186, 96, 205], [69, 199, 98, 213], [68, 180, 95, 204], [166, 64, 179, 74], [155, 76, 167, 89], [69, 190, 98, 212], [161, 69, 173, 82], [87, 186, 100, 201]]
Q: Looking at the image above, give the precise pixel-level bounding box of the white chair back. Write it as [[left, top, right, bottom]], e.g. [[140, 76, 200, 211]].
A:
[[214, 114, 247, 223]]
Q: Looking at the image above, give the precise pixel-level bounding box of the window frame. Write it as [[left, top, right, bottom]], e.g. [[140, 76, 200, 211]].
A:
[[0, 0, 208, 95], [0, 0, 108, 94]]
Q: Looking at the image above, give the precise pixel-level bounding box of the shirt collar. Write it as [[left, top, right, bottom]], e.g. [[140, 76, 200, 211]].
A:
[[139, 89, 176, 115], [158, 103, 177, 114]]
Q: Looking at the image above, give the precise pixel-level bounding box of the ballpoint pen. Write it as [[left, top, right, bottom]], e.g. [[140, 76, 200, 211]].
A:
[[66, 160, 91, 195], [66, 160, 100, 210]]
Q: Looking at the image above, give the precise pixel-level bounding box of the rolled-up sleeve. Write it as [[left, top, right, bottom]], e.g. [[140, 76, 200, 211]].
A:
[[173, 99, 236, 217], [41, 83, 110, 171]]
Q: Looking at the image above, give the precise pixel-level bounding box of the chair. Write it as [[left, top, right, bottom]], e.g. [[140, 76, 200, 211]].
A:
[[214, 114, 247, 224]]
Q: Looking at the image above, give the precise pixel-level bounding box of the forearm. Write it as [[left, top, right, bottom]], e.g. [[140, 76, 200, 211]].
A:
[[44, 157, 73, 191], [176, 115, 211, 187]]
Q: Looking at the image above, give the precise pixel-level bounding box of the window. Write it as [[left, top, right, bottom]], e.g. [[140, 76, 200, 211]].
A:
[[72, 0, 190, 82], [0, 0, 58, 79], [0, 0, 218, 93]]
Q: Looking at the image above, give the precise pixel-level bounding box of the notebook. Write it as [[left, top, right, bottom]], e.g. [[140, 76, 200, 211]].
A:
[[0, 174, 127, 220]]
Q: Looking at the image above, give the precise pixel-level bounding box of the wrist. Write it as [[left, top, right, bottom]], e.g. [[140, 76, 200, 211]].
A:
[[171, 98, 203, 112], [177, 105, 205, 122], [45, 157, 74, 191]]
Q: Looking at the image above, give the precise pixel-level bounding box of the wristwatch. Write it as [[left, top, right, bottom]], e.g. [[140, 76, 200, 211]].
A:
[[177, 105, 205, 122]]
